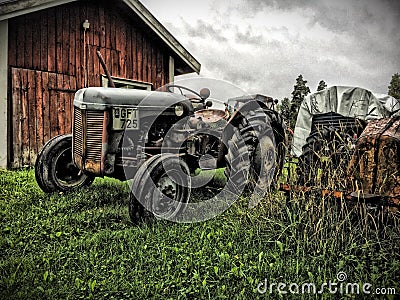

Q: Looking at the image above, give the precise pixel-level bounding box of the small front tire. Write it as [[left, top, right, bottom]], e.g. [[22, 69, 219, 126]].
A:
[[128, 154, 191, 224], [35, 134, 94, 193]]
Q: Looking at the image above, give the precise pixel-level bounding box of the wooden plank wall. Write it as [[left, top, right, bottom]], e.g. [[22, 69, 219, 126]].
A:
[[7, 0, 171, 167], [11, 68, 76, 168], [8, 0, 170, 90]]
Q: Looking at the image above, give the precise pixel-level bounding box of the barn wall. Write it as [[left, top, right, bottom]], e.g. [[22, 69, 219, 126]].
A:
[[10, 68, 77, 167], [0, 19, 8, 168], [7, 0, 172, 167], [7, 0, 170, 90]]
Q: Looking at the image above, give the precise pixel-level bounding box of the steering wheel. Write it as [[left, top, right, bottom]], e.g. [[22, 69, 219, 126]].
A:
[[165, 84, 209, 103]]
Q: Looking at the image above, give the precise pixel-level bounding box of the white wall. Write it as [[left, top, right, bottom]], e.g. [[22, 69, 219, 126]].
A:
[[0, 20, 8, 168]]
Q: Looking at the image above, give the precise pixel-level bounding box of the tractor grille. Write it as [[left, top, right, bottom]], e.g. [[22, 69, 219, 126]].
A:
[[73, 109, 104, 161], [86, 111, 104, 160], [73, 109, 83, 155], [311, 112, 366, 135]]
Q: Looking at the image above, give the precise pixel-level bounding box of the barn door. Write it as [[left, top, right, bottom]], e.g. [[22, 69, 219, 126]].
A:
[[10, 67, 77, 168]]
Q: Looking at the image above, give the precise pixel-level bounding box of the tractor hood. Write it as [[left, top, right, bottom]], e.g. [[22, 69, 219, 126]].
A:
[[74, 87, 188, 110], [292, 86, 400, 156]]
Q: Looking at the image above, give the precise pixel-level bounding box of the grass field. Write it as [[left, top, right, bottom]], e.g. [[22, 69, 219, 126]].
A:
[[1, 168, 399, 299]]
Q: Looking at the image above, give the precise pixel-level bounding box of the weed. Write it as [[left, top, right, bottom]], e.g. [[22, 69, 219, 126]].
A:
[[0, 168, 399, 299]]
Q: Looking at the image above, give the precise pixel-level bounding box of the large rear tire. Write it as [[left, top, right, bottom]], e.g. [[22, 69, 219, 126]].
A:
[[35, 135, 94, 193], [223, 127, 251, 196], [239, 109, 278, 191], [225, 108, 279, 198]]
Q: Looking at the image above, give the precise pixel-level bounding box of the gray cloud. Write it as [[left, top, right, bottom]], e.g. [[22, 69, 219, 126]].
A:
[[238, 0, 400, 42], [182, 19, 228, 42], [235, 27, 264, 45], [143, 0, 400, 99]]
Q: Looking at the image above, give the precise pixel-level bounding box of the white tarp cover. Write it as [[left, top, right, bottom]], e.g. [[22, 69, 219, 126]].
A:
[[292, 86, 400, 156]]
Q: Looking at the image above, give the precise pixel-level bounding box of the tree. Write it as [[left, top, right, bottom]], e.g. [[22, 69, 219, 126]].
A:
[[289, 74, 311, 128], [388, 73, 400, 99], [277, 97, 291, 126], [317, 80, 327, 91]]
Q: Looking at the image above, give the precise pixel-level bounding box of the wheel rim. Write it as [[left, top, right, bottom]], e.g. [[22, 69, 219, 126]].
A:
[[153, 175, 179, 216], [54, 148, 88, 187], [151, 157, 190, 220], [152, 167, 189, 219], [129, 154, 191, 222]]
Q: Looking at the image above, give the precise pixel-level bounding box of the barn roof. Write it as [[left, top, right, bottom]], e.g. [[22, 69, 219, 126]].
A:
[[0, 0, 201, 75]]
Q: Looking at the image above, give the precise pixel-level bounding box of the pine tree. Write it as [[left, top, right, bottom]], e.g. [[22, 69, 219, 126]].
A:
[[277, 97, 291, 127], [388, 73, 400, 99], [317, 80, 327, 91], [289, 75, 311, 128]]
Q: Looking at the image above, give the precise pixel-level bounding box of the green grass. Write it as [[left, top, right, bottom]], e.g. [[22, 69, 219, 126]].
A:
[[1, 168, 399, 299]]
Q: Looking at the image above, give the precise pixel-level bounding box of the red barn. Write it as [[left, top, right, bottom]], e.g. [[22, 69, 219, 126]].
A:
[[0, 0, 200, 168]]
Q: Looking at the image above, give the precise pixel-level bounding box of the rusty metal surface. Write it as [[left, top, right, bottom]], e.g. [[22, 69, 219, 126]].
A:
[[84, 159, 102, 175], [194, 109, 227, 123], [73, 154, 102, 175], [348, 117, 400, 198], [279, 183, 400, 207]]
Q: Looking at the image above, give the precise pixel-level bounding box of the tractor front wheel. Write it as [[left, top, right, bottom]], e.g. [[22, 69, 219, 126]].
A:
[[35, 135, 94, 193], [128, 154, 191, 224]]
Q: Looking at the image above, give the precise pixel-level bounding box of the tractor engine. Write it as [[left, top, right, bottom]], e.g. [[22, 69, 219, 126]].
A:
[[162, 111, 227, 171]]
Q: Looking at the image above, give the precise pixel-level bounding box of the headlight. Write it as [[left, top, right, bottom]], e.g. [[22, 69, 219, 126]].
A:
[[175, 103, 184, 116]]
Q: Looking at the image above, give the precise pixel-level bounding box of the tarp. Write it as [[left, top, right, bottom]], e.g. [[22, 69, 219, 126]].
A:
[[292, 86, 400, 156]]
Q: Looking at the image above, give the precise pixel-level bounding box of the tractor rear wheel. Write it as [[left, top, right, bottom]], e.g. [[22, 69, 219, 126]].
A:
[[224, 108, 279, 199], [223, 127, 251, 196], [239, 109, 278, 191]]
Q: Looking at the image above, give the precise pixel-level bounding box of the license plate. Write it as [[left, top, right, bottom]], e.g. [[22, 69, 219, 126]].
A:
[[112, 107, 139, 130]]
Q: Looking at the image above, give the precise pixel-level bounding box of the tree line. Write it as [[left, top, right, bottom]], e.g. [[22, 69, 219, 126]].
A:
[[277, 73, 400, 130]]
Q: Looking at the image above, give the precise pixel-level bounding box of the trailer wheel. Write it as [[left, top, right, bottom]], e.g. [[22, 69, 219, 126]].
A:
[[129, 154, 191, 224], [35, 135, 94, 193]]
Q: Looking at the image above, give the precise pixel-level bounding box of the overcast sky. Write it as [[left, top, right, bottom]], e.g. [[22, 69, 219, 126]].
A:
[[141, 0, 400, 100]]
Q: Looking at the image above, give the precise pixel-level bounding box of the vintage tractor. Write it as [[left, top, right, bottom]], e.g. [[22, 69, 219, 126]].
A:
[[282, 86, 400, 209], [35, 80, 287, 223]]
